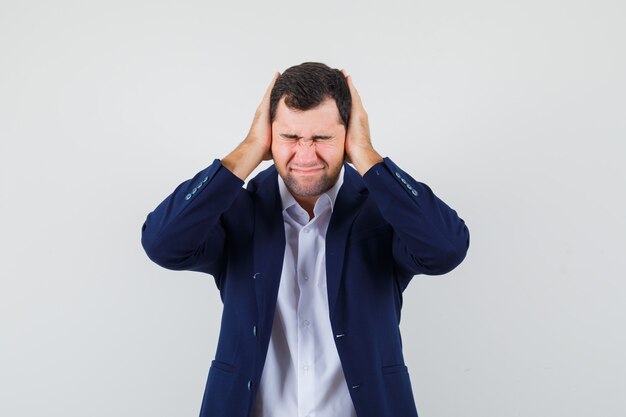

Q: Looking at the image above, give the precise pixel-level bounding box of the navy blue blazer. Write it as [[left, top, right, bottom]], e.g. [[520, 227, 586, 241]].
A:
[[141, 157, 469, 417]]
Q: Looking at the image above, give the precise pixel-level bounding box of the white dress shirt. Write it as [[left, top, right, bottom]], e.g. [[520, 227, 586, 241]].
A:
[[251, 167, 357, 417]]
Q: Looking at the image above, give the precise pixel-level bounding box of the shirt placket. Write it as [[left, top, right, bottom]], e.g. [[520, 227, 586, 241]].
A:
[[297, 219, 317, 417]]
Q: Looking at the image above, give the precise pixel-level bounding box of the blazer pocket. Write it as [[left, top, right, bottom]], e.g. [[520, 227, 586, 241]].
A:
[[382, 364, 408, 375], [211, 359, 235, 374]]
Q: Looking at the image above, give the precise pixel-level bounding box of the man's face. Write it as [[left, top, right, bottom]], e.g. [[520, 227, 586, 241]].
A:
[[271, 97, 346, 200]]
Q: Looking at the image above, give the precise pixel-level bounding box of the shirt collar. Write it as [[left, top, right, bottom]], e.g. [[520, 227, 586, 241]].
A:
[[277, 165, 345, 214]]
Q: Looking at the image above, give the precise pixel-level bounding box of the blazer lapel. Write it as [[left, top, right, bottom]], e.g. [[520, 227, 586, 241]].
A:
[[251, 168, 286, 335], [326, 163, 368, 319]]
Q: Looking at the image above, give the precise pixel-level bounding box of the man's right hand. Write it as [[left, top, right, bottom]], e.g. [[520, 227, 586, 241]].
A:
[[222, 72, 280, 180]]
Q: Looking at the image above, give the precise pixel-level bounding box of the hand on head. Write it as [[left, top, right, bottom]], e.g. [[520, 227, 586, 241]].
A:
[[340, 69, 383, 174], [246, 71, 281, 161], [221, 72, 280, 180]]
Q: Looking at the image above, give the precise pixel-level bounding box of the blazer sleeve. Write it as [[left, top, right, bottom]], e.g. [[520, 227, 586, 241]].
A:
[[361, 157, 470, 280], [140, 159, 244, 281]]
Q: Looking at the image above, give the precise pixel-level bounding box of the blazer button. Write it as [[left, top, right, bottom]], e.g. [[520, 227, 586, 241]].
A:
[[253, 325, 257, 336], [412, 189, 418, 196], [185, 193, 192, 200], [247, 380, 253, 391]]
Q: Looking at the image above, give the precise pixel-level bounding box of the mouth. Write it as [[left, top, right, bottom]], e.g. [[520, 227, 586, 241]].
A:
[[289, 166, 325, 175]]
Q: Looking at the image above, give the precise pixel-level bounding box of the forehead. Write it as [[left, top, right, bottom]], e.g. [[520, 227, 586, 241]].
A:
[[274, 97, 343, 132]]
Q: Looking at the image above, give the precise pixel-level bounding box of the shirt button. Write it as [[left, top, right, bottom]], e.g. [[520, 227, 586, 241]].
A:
[[303, 365, 309, 371], [303, 228, 310, 234], [304, 275, 309, 281], [303, 320, 310, 327]]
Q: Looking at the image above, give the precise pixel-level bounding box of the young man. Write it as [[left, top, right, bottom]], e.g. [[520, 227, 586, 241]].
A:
[[141, 62, 470, 417]]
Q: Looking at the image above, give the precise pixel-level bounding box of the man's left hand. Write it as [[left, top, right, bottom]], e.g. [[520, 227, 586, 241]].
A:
[[341, 69, 384, 175]]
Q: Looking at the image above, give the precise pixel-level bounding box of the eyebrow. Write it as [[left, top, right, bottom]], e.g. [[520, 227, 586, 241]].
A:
[[280, 133, 334, 140]]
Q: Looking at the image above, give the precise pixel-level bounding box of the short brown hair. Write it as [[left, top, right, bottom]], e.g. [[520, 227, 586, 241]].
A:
[[270, 62, 351, 128]]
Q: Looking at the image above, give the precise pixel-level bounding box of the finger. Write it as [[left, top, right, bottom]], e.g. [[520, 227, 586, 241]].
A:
[[344, 73, 364, 108], [260, 72, 280, 108], [340, 69, 358, 99]]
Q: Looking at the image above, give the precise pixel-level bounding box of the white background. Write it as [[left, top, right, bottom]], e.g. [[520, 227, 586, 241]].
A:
[[1, 0, 624, 416]]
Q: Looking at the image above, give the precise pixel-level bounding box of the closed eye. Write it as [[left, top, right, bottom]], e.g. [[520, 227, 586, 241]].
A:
[[280, 134, 300, 142], [311, 135, 333, 141], [279, 134, 334, 142]]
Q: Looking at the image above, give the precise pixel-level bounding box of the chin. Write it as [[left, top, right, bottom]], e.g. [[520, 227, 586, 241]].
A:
[[284, 172, 338, 198]]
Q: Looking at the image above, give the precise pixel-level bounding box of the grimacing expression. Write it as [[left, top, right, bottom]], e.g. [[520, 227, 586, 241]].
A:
[[271, 97, 346, 200]]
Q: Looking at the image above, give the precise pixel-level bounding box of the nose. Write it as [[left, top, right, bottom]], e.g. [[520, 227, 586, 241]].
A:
[[293, 140, 319, 165], [298, 138, 315, 147]]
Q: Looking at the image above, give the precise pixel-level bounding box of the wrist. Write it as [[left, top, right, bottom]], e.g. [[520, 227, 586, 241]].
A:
[[350, 147, 383, 176], [222, 141, 266, 180]]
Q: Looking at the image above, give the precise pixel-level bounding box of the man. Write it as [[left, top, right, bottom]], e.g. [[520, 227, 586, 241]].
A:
[[141, 62, 470, 417]]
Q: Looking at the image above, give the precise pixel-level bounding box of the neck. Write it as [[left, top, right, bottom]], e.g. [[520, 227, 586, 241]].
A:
[[294, 195, 318, 220]]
